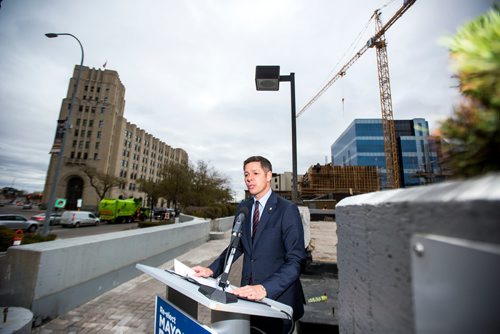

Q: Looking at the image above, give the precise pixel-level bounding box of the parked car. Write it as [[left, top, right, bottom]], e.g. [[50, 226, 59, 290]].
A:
[[0, 214, 40, 232], [60, 211, 100, 228], [22, 203, 33, 209], [153, 208, 175, 220], [30, 212, 62, 226]]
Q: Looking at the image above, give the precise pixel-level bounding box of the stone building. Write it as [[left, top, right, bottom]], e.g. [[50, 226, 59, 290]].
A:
[[42, 66, 188, 210]]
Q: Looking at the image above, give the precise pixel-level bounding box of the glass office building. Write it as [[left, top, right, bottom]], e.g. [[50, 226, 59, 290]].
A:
[[331, 118, 441, 188]]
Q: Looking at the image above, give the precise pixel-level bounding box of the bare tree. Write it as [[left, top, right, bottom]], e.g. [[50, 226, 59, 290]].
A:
[[188, 160, 233, 206], [81, 166, 124, 202], [137, 178, 163, 221], [159, 161, 193, 210]]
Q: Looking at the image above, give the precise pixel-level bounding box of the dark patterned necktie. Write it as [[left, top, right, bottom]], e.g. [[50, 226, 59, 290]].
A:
[[252, 201, 260, 240]]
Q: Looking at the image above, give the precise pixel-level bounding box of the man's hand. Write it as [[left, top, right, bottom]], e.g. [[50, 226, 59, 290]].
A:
[[231, 284, 267, 301], [191, 266, 213, 278]]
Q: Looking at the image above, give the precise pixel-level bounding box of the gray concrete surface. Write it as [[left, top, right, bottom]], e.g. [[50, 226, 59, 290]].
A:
[[1, 219, 210, 324], [32, 221, 337, 333], [336, 173, 500, 334]]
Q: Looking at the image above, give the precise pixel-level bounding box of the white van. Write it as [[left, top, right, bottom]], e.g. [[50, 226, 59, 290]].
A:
[[60, 211, 100, 228]]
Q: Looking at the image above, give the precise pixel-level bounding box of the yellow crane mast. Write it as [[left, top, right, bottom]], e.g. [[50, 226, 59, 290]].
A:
[[297, 0, 417, 189]]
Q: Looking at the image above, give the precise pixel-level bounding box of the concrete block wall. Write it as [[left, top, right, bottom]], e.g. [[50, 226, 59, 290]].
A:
[[336, 173, 500, 333], [0, 218, 211, 323], [210, 216, 234, 232]]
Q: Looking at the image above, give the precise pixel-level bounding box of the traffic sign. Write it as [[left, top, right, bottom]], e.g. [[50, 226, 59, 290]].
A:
[[55, 198, 66, 208]]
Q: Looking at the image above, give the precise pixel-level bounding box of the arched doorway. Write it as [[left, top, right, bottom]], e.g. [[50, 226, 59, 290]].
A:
[[66, 176, 84, 210]]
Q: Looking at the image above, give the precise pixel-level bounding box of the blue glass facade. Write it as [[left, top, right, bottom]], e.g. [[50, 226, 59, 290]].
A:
[[331, 118, 441, 188]]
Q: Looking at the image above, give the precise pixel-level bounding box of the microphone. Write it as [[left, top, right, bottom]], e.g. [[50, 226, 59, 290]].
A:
[[231, 207, 248, 240], [220, 208, 248, 284], [199, 207, 249, 304]]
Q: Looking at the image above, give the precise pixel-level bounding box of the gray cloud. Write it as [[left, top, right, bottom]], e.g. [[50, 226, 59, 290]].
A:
[[0, 0, 493, 198]]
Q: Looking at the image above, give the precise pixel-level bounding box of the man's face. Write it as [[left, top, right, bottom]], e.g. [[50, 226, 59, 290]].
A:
[[244, 161, 271, 200]]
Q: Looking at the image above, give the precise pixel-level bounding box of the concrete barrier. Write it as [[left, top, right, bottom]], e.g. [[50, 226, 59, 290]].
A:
[[0, 217, 211, 324], [336, 173, 500, 333]]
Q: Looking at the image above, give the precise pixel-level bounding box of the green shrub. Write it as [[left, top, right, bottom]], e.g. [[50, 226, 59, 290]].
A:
[[184, 203, 238, 219], [0, 226, 57, 252], [0, 227, 14, 251], [22, 233, 57, 245], [440, 8, 500, 177]]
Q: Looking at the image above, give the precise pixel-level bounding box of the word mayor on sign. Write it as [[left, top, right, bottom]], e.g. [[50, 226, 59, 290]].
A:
[[155, 296, 213, 334]]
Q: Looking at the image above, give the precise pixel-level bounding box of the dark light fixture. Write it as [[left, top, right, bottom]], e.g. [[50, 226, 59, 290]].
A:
[[255, 65, 281, 91], [255, 65, 299, 203]]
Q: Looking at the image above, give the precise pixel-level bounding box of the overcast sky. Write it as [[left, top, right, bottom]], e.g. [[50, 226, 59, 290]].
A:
[[0, 0, 494, 200]]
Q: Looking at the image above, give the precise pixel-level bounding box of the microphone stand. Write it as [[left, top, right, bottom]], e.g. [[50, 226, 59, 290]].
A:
[[199, 211, 246, 304]]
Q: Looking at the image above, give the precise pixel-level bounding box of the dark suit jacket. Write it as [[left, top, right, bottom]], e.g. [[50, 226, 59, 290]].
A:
[[209, 191, 306, 320]]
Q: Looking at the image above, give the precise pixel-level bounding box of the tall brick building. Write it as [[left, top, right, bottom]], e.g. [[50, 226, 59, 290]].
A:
[[42, 66, 188, 210]]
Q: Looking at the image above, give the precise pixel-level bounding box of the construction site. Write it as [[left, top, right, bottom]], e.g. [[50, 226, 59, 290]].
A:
[[300, 164, 380, 201]]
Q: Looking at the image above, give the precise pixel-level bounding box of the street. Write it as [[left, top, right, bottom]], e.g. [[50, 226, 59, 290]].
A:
[[0, 204, 138, 239]]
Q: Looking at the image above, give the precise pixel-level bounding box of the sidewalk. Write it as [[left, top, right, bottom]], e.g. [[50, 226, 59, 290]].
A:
[[33, 221, 337, 333]]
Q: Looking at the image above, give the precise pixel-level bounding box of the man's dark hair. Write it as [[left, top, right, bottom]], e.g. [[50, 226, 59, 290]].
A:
[[244, 156, 273, 172]]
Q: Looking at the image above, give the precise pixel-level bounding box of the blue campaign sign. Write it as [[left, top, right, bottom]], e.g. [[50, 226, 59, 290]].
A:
[[155, 295, 214, 334]]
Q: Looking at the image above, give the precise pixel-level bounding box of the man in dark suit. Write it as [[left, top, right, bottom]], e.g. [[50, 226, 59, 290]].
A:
[[193, 156, 306, 333]]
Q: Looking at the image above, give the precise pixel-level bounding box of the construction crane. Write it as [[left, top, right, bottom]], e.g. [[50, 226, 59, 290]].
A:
[[297, 0, 417, 189]]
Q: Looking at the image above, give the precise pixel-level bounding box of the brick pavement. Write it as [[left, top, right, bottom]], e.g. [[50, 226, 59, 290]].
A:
[[32, 221, 336, 333]]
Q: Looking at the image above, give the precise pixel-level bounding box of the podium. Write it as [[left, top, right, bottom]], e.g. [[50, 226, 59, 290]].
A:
[[136, 263, 292, 334]]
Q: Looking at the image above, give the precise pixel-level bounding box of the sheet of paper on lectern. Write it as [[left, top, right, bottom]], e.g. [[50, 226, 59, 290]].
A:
[[174, 259, 225, 289]]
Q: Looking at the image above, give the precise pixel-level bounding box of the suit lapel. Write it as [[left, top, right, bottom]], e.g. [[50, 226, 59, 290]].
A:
[[242, 200, 253, 252]]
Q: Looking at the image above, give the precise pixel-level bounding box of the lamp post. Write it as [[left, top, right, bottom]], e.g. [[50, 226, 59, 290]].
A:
[[42, 33, 84, 236], [255, 66, 298, 203]]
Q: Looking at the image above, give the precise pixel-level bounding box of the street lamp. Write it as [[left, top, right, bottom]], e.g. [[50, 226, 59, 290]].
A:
[[255, 65, 298, 203], [42, 33, 84, 236]]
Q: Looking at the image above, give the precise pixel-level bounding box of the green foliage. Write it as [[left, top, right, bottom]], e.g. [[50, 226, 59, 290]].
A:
[[0, 226, 57, 252], [22, 232, 57, 245], [187, 161, 234, 207], [440, 8, 500, 177], [184, 203, 237, 219], [159, 162, 193, 209], [0, 226, 13, 251], [138, 178, 163, 210]]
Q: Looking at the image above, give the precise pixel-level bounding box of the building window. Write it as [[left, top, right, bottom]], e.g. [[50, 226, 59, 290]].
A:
[[89, 120, 94, 127], [98, 120, 104, 128], [70, 151, 75, 158], [85, 106, 90, 112], [95, 142, 100, 150], [83, 153, 88, 160], [82, 119, 87, 127], [100, 107, 105, 114], [91, 107, 96, 113], [76, 118, 81, 126], [79, 105, 83, 112], [74, 129, 79, 136], [97, 131, 101, 139], [93, 153, 98, 160], [85, 141, 90, 149], [72, 140, 77, 148]]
